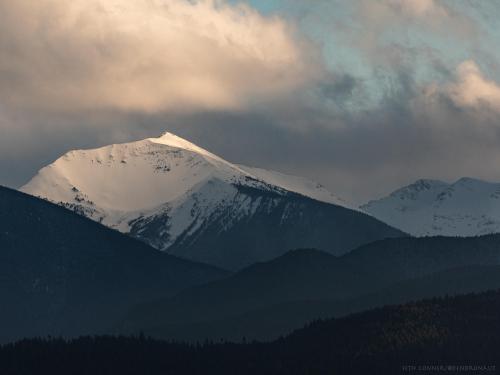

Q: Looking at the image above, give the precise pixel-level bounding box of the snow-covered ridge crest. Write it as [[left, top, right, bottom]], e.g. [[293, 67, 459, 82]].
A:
[[361, 177, 500, 237], [21, 131, 348, 250], [149, 132, 222, 161]]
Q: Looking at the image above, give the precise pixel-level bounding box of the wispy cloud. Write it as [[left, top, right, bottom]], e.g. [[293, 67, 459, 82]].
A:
[[446, 60, 500, 112], [384, 0, 447, 17]]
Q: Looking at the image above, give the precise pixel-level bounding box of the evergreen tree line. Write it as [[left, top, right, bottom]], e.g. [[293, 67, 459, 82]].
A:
[[2, 290, 500, 375]]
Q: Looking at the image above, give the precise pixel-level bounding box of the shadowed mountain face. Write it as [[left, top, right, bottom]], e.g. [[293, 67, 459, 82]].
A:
[[0, 186, 228, 343], [163, 186, 407, 269], [4, 291, 500, 375], [122, 235, 500, 341], [21, 132, 405, 270]]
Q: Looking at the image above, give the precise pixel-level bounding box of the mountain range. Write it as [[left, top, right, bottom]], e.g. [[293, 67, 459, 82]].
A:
[[21, 132, 404, 269], [8, 129, 500, 353]]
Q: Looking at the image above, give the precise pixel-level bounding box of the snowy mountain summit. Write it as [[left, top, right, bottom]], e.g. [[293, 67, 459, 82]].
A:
[[22, 131, 346, 227], [361, 178, 500, 237], [21, 132, 402, 269]]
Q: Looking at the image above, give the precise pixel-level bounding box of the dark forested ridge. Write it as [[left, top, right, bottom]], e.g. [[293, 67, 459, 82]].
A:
[[3, 291, 500, 375], [4, 181, 500, 361], [123, 264, 500, 342], [122, 235, 500, 341], [0, 186, 228, 343]]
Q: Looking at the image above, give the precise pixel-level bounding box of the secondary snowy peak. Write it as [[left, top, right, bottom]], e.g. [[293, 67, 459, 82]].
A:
[[388, 179, 448, 199], [361, 177, 500, 236]]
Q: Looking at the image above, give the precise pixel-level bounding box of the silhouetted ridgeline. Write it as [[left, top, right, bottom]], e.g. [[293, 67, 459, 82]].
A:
[[2, 291, 500, 375], [0, 186, 228, 343]]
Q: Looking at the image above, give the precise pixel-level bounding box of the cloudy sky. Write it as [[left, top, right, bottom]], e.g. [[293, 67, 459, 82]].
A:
[[2, 0, 500, 204]]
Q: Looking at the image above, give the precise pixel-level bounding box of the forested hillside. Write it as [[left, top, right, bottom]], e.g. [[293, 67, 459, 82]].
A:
[[3, 291, 500, 375]]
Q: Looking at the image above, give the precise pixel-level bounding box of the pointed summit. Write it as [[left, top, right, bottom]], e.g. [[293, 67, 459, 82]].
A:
[[150, 132, 214, 156], [147, 131, 239, 170]]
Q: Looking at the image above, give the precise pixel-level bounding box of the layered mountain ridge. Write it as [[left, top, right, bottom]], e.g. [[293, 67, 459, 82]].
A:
[[122, 235, 500, 341]]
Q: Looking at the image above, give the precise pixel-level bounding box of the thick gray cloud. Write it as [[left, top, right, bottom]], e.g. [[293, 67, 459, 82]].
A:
[[2, 0, 500, 205], [0, 0, 314, 112]]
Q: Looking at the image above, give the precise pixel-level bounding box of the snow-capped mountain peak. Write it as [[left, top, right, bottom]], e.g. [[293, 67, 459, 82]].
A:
[[21, 131, 353, 263], [361, 177, 500, 237], [151, 131, 208, 151]]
